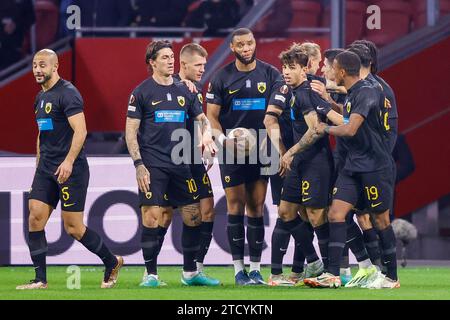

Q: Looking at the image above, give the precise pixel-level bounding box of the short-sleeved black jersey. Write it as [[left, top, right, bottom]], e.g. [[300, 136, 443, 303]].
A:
[[374, 74, 399, 152], [366, 73, 398, 152], [34, 79, 86, 173], [267, 83, 294, 149], [341, 79, 391, 173], [127, 77, 203, 168], [290, 80, 332, 162], [206, 59, 283, 131], [173, 74, 204, 164]]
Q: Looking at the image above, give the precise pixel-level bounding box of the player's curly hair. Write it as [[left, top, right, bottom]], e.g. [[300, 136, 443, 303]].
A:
[[279, 47, 309, 67]]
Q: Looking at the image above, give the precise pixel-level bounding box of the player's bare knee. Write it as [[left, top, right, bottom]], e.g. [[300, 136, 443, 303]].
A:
[[201, 206, 215, 222], [327, 206, 345, 223], [141, 206, 159, 227], [181, 204, 202, 226], [278, 206, 296, 222], [226, 199, 245, 215], [372, 213, 390, 230], [64, 223, 84, 240], [160, 209, 173, 228], [28, 213, 45, 230], [356, 214, 373, 230], [307, 208, 326, 227]]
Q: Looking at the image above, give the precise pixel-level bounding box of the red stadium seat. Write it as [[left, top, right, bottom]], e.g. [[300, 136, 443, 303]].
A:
[[290, 0, 322, 28], [413, 0, 450, 29], [34, 0, 59, 49], [364, 0, 412, 47], [322, 1, 367, 45]]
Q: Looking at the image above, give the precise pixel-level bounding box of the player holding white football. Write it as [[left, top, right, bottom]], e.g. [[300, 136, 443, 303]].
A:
[[206, 28, 291, 285]]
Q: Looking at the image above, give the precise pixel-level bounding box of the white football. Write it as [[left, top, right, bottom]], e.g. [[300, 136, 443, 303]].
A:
[[227, 127, 257, 157]]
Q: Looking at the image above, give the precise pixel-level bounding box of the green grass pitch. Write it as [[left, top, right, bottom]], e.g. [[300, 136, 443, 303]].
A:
[[1, 266, 450, 300]]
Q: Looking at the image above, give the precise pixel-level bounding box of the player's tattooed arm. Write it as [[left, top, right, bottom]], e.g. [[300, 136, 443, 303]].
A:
[[125, 117, 142, 161], [281, 111, 323, 172], [55, 112, 87, 184], [125, 117, 150, 193]]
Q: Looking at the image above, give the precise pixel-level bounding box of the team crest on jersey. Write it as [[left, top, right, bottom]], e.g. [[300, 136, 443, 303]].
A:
[[197, 93, 203, 104], [290, 96, 295, 107], [225, 176, 231, 183], [346, 102, 351, 113], [280, 85, 289, 94], [45, 103, 52, 114], [207, 82, 212, 92], [164, 194, 169, 200], [145, 192, 152, 199], [257, 82, 266, 93], [333, 187, 337, 195], [129, 94, 135, 104], [177, 96, 185, 107], [384, 98, 391, 108]]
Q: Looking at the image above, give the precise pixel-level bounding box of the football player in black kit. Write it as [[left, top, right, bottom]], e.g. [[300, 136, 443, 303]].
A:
[[17, 49, 123, 290], [125, 40, 220, 287], [266, 48, 334, 286], [173, 43, 216, 274], [313, 47, 381, 288], [206, 28, 287, 285], [304, 51, 399, 289]]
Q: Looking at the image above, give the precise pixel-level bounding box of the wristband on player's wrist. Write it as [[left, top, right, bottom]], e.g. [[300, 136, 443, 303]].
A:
[[134, 159, 144, 168], [324, 126, 331, 134]]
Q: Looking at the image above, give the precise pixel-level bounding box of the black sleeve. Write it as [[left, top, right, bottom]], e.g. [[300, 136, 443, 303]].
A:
[[352, 87, 378, 118], [309, 89, 332, 115], [61, 88, 84, 117], [298, 90, 315, 115], [268, 82, 291, 110], [33, 94, 40, 113], [205, 72, 223, 105], [126, 89, 144, 119], [188, 92, 204, 119]]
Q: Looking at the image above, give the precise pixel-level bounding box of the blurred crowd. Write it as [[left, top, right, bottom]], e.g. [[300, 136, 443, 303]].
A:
[[0, 0, 255, 71]]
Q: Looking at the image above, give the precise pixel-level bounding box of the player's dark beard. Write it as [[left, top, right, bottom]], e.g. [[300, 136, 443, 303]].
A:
[[36, 73, 52, 85], [234, 49, 256, 65]]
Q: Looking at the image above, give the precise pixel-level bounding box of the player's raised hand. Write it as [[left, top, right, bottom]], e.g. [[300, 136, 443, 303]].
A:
[[202, 132, 219, 156], [55, 159, 73, 184], [180, 79, 198, 93], [136, 164, 150, 193], [310, 80, 329, 101]]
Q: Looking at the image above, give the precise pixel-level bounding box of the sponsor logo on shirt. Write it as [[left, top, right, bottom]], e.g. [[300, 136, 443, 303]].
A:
[[155, 110, 185, 123], [232, 98, 266, 111]]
